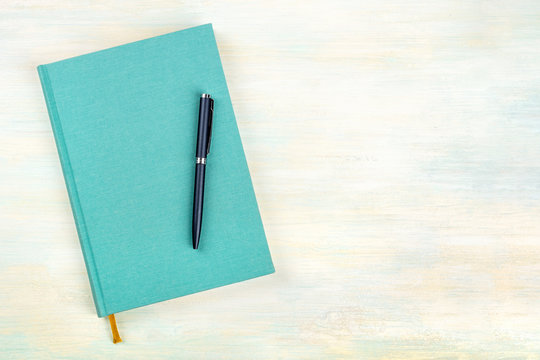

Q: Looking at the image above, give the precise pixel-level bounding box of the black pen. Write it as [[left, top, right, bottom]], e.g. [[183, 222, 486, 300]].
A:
[[192, 93, 214, 249]]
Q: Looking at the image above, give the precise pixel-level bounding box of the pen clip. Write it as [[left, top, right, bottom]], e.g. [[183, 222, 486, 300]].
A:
[[206, 98, 214, 155]]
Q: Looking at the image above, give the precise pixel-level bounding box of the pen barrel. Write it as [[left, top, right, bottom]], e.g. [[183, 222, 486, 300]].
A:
[[192, 163, 206, 249]]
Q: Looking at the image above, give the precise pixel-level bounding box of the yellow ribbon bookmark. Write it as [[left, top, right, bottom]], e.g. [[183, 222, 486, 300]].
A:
[[108, 314, 122, 344]]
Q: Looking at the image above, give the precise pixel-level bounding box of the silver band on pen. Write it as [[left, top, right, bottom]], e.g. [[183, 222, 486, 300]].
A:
[[196, 157, 206, 164]]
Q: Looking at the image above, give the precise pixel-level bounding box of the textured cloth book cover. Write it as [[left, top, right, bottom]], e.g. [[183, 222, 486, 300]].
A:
[[37, 24, 274, 317]]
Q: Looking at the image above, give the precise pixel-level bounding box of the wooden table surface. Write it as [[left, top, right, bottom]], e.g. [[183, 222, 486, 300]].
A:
[[2, 1, 540, 359]]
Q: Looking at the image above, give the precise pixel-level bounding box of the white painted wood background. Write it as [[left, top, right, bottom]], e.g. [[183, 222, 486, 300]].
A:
[[2, 1, 540, 358]]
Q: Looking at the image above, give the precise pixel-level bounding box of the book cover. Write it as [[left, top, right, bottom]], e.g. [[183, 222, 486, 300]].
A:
[[37, 24, 274, 317]]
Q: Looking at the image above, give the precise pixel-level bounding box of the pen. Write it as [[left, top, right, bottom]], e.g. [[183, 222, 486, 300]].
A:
[[192, 93, 214, 249]]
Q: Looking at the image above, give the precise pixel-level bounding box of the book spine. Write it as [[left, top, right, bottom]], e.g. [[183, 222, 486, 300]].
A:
[[37, 65, 107, 317]]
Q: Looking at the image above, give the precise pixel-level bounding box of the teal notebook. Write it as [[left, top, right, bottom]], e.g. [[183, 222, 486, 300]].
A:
[[37, 24, 274, 317]]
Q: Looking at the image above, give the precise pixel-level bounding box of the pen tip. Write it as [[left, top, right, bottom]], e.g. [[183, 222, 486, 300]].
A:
[[193, 227, 201, 249]]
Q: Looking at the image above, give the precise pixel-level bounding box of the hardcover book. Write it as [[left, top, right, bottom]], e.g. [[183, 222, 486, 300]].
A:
[[37, 24, 274, 320]]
